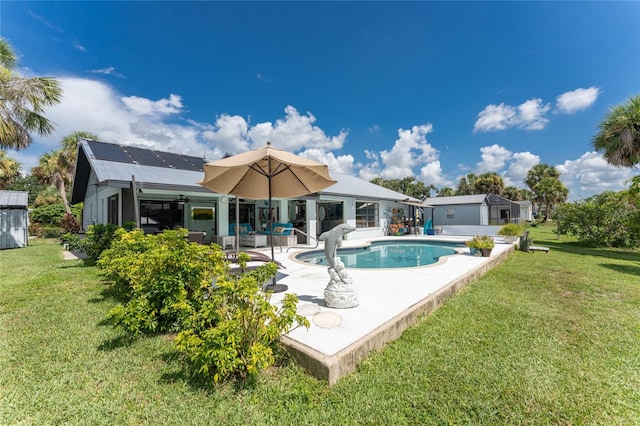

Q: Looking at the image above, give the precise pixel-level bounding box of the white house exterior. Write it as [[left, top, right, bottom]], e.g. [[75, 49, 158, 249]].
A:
[[71, 139, 420, 245]]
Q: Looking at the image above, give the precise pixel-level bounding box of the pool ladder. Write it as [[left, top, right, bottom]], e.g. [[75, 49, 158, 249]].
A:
[[285, 228, 319, 253]]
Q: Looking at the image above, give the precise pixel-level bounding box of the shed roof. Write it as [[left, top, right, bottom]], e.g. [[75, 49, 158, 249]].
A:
[[0, 191, 28, 209], [423, 194, 488, 206], [71, 139, 419, 204], [422, 193, 515, 206]]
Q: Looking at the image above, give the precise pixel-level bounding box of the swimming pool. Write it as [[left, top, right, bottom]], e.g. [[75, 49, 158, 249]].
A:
[[295, 240, 462, 268]]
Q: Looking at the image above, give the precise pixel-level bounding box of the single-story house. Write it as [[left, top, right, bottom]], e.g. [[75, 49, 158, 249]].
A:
[[422, 194, 531, 228], [71, 139, 420, 245], [0, 190, 29, 250]]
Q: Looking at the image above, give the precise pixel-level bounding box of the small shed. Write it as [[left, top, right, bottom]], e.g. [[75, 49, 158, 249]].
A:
[[422, 193, 525, 227], [0, 190, 29, 250]]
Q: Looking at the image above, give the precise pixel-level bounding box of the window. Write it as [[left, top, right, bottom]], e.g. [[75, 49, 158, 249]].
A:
[[140, 200, 184, 231], [356, 201, 378, 228], [446, 208, 455, 219], [107, 194, 118, 225]]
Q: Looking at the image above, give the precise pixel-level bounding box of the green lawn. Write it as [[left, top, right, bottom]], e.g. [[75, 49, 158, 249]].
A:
[[1, 227, 639, 425]]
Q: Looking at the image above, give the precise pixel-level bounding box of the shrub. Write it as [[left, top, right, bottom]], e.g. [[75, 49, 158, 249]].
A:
[[99, 230, 308, 384], [99, 229, 227, 335], [556, 191, 640, 248], [60, 233, 84, 251], [30, 203, 66, 227], [175, 257, 310, 384], [60, 213, 81, 234], [83, 223, 122, 260], [41, 227, 64, 239], [497, 223, 523, 237], [28, 222, 43, 237]]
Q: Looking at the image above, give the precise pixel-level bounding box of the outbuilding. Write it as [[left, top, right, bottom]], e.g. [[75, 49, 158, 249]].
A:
[[0, 190, 29, 250], [423, 194, 528, 226]]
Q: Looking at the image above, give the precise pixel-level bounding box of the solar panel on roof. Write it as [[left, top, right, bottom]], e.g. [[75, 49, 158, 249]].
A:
[[125, 146, 166, 167], [86, 140, 206, 171], [156, 151, 206, 171], [88, 141, 134, 163]]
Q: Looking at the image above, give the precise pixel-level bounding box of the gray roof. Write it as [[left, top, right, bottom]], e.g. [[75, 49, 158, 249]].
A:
[[323, 172, 420, 202], [71, 140, 418, 204], [423, 193, 516, 207], [423, 194, 488, 206], [0, 191, 28, 209]]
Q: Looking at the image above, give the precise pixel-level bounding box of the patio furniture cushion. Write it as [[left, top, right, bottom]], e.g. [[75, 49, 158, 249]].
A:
[[260, 222, 293, 235], [229, 223, 253, 235]]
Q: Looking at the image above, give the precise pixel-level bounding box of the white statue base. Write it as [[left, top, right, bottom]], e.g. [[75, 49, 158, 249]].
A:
[[324, 258, 359, 309]]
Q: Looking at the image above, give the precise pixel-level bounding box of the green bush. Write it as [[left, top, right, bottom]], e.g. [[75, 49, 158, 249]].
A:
[[556, 190, 640, 248], [30, 203, 66, 227], [175, 257, 309, 384], [497, 223, 523, 236], [99, 229, 308, 384], [99, 229, 227, 335], [41, 227, 64, 239], [83, 223, 123, 260], [60, 233, 84, 251], [28, 223, 43, 237]]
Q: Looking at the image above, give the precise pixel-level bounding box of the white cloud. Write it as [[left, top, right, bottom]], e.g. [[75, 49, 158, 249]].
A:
[[419, 161, 451, 188], [476, 144, 512, 172], [474, 98, 550, 132], [368, 124, 381, 134], [557, 151, 635, 199], [378, 124, 438, 179], [247, 105, 347, 152], [517, 99, 550, 130], [556, 87, 599, 114], [503, 151, 540, 187], [121, 93, 183, 116], [21, 77, 352, 173], [73, 42, 86, 52], [298, 148, 356, 175], [473, 103, 516, 131], [196, 114, 251, 156], [90, 66, 125, 78], [473, 145, 540, 188]]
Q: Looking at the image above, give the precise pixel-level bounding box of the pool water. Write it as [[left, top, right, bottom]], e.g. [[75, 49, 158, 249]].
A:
[[296, 240, 461, 268]]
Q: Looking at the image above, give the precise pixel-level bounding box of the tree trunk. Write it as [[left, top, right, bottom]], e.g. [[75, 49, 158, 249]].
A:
[[59, 180, 72, 214]]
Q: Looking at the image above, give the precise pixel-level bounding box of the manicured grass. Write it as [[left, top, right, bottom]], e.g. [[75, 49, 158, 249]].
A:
[[1, 230, 639, 424]]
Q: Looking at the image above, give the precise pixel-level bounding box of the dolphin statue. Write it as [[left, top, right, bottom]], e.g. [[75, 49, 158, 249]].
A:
[[318, 224, 356, 270]]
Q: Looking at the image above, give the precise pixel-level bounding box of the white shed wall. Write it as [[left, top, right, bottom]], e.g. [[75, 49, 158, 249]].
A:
[[0, 208, 28, 249]]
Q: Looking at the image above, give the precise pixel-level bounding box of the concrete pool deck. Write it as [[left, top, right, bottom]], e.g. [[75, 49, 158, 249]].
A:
[[263, 236, 515, 384]]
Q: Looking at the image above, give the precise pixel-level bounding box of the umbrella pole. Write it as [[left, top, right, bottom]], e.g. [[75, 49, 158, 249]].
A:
[[235, 196, 240, 254], [264, 177, 287, 293]]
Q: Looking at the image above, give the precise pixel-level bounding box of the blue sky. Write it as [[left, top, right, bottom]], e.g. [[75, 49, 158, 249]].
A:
[[2, 1, 639, 199]]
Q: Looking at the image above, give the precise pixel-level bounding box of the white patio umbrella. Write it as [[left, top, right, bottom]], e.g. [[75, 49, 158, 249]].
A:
[[198, 142, 336, 291]]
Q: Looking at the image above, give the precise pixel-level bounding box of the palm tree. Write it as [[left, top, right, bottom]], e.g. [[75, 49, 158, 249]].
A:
[[32, 150, 72, 214], [525, 163, 562, 215], [0, 149, 20, 189], [503, 186, 531, 201], [593, 95, 640, 167], [534, 177, 569, 222], [474, 172, 504, 195], [60, 131, 98, 178], [436, 187, 455, 197], [456, 173, 477, 195], [0, 37, 63, 150]]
